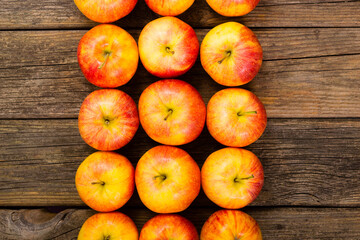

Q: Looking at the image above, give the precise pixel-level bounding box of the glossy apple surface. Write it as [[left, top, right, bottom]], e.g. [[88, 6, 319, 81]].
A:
[[145, 0, 194, 16], [206, 0, 260, 17], [138, 17, 199, 78], [200, 210, 262, 240], [135, 145, 200, 213], [139, 79, 206, 145], [78, 24, 138, 88], [78, 89, 139, 151], [140, 214, 199, 240], [74, 0, 137, 23], [78, 212, 138, 240], [201, 22, 262, 86], [75, 151, 134, 212], [201, 147, 264, 209], [207, 88, 266, 147]]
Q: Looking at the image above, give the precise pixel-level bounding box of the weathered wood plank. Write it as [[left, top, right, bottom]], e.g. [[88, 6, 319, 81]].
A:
[[1, 0, 360, 29], [0, 119, 359, 207], [0, 207, 360, 239], [0, 29, 360, 118]]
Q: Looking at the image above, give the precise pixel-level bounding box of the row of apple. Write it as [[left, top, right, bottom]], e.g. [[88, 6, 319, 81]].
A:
[[78, 210, 262, 239]]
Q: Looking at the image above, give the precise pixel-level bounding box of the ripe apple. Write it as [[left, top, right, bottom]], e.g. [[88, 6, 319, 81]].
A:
[[138, 17, 199, 78], [205, 0, 260, 17], [201, 147, 264, 209], [74, 0, 137, 23], [78, 89, 139, 151], [144, 0, 194, 16], [207, 88, 267, 147], [200, 22, 262, 86], [138, 79, 206, 145], [75, 151, 134, 212], [78, 212, 138, 240], [200, 210, 262, 240], [135, 145, 200, 213], [140, 214, 199, 240], [78, 24, 138, 88]]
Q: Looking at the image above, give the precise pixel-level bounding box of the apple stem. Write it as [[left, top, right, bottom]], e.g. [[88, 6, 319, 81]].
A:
[[238, 111, 257, 116], [91, 181, 105, 186], [234, 175, 254, 183], [166, 47, 175, 55], [164, 109, 173, 121], [98, 51, 110, 69], [218, 50, 232, 64], [154, 174, 167, 181]]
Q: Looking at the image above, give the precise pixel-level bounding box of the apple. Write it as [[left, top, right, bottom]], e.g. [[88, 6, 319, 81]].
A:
[[138, 79, 206, 145], [75, 151, 134, 212], [205, 0, 260, 17], [144, 0, 194, 16], [138, 17, 199, 78], [201, 147, 264, 209], [74, 0, 137, 23], [135, 145, 200, 213], [78, 24, 138, 88], [140, 214, 199, 240], [200, 22, 262, 86], [200, 210, 262, 240], [207, 88, 267, 147], [78, 212, 138, 240], [78, 89, 139, 151]]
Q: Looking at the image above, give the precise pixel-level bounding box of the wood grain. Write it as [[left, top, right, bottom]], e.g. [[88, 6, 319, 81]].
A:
[[0, 29, 360, 119], [1, 207, 360, 239], [1, 118, 359, 207], [1, 0, 360, 30]]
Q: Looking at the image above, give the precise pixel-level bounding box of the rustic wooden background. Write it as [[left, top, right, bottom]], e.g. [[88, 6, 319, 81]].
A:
[[1, 0, 360, 239]]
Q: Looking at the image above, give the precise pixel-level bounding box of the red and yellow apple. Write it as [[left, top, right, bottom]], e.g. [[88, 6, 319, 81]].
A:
[[78, 89, 139, 151], [139, 79, 206, 145], [135, 145, 200, 213], [140, 214, 199, 240], [144, 0, 194, 16], [205, 0, 260, 17], [200, 210, 262, 240], [201, 147, 264, 209], [74, 0, 137, 23], [207, 88, 267, 147], [201, 22, 262, 86], [138, 17, 199, 78], [75, 151, 134, 212], [78, 212, 138, 240], [78, 24, 138, 88]]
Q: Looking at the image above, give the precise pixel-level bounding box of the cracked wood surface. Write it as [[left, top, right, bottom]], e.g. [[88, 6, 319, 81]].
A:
[[1, 29, 360, 118]]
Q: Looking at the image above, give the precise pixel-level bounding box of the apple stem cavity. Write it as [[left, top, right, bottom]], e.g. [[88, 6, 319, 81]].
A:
[[238, 111, 257, 116], [165, 46, 175, 55], [234, 175, 254, 183], [218, 50, 232, 64], [98, 51, 111, 69], [103, 235, 111, 240], [91, 181, 105, 186], [164, 109, 173, 121]]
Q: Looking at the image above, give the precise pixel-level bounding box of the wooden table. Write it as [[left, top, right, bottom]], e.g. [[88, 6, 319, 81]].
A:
[[1, 0, 360, 239]]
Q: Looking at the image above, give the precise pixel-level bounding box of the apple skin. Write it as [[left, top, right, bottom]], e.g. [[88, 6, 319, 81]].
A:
[[74, 0, 137, 23], [200, 22, 262, 86], [78, 89, 139, 151], [206, 0, 260, 17], [201, 147, 264, 209], [140, 214, 199, 240], [144, 0, 194, 16], [200, 210, 262, 240], [138, 17, 199, 78], [78, 24, 138, 88], [207, 88, 267, 147], [75, 151, 134, 212], [135, 145, 201, 213], [78, 212, 138, 240], [139, 79, 206, 145]]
